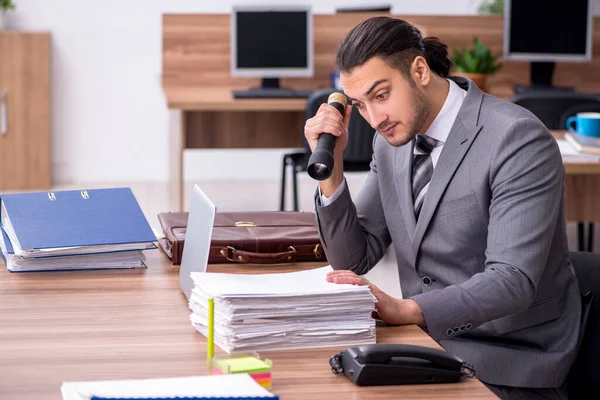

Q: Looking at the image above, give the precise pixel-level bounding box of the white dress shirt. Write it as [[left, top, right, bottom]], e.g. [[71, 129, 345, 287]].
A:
[[320, 79, 467, 206]]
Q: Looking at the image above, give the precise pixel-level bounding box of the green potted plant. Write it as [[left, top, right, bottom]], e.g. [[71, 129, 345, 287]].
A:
[[0, 0, 16, 30], [452, 37, 502, 91], [477, 0, 504, 15]]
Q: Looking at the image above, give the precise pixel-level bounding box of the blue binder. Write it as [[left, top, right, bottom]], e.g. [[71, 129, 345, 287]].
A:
[[0, 188, 156, 251], [0, 225, 12, 266], [0, 225, 13, 255]]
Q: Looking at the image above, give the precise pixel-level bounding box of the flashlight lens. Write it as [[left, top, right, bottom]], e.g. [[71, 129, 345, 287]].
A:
[[314, 163, 328, 174]]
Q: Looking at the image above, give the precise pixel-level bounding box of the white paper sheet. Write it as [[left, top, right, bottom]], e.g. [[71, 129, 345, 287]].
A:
[[61, 374, 275, 400], [191, 266, 372, 297]]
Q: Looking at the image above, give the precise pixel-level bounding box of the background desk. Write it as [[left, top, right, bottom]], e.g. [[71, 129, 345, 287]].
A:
[[0, 251, 494, 399], [553, 131, 600, 224], [166, 87, 306, 210], [166, 88, 600, 226], [163, 13, 600, 213]]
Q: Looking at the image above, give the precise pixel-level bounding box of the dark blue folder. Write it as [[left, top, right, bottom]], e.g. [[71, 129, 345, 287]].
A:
[[0, 188, 156, 251]]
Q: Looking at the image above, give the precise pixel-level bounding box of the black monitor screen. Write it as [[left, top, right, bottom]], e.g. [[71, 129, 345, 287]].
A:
[[508, 0, 590, 56], [235, 11, 309, 69]]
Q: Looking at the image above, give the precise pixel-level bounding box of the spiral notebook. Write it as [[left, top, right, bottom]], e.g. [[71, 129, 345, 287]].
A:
[[61, 374, 278, 400]]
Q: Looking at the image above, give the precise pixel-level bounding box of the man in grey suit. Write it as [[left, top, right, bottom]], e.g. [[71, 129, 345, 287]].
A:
[[305, 17, 582, 399]]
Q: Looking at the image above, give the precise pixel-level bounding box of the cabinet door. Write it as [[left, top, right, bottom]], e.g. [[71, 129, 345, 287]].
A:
[[0, 32, 50, 190]]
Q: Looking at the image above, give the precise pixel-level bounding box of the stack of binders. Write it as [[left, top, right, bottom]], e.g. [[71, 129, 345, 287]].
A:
[[0, 188, 157, 272], [188, 266, 376, 353]]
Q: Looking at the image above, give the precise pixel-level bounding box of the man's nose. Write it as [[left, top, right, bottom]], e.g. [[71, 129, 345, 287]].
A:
[[366, 106, 387, 129]]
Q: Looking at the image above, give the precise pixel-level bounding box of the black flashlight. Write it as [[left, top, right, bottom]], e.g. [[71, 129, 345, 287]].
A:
[[307, 92, 348, 181]]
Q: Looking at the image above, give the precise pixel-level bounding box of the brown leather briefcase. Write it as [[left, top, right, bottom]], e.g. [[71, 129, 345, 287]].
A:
[[157, 211, 326, 265]]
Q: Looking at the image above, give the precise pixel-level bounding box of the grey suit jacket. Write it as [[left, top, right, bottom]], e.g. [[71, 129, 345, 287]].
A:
[[315, 77, 582, 387]]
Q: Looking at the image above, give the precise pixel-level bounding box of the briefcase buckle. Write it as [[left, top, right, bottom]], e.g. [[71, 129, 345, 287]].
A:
[[222, 246, 236, 261], [234, 221, 255, 227], [314, 244, 323, 259]]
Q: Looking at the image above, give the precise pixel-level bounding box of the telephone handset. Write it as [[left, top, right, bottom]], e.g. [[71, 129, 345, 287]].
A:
[[330, 344, 475, 386]]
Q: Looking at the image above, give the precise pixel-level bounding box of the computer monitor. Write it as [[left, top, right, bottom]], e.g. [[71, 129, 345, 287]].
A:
[[503, 0, 593, 92], [231, 5, 313, 90]]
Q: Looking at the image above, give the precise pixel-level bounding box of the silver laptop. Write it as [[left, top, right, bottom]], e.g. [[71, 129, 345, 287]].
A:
[[179, 184, 216, 299]]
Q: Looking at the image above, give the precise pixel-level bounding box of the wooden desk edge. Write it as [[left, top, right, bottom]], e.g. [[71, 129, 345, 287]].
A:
[[0, 252, 496, 399], [163, 87, 307, 111]]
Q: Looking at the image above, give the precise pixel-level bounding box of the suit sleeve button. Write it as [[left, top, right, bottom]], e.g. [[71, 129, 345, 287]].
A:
[[421, 276, 432, 286], [446, 328, 453, 337]]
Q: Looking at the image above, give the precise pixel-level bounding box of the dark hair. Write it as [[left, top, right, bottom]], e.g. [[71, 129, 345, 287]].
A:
[[335, 16, 452, 79]]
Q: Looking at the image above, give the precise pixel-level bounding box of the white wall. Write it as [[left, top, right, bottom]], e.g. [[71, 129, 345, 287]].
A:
[[6, 0, 600, 183]]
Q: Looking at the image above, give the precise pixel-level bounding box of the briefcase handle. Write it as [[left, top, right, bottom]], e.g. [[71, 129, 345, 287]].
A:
[[220, 246, 298, 264]]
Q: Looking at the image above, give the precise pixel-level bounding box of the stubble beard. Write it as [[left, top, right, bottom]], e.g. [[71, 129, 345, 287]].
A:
[[384, 87, 430, 147]]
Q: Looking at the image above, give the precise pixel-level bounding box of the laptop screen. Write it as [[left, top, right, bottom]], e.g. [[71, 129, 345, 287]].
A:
[[179, 185, 216, 299]]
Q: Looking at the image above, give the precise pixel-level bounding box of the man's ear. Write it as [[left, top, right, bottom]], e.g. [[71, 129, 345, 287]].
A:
[[411, 56, 430, 87]]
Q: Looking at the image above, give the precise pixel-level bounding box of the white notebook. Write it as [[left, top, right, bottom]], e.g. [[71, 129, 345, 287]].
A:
[[558, 137, 600, 162], [61, 374, 277, 400]]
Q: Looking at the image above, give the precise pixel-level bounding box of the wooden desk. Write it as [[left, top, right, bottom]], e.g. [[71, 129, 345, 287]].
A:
[[166, 88, 307, 210], [167, 93, 600, 224], [0, 251, 494, 399], [553, 131, 600, 223]]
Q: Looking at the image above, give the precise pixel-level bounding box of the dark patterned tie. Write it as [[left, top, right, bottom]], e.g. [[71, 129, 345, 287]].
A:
[[412, 134, 439, 219]]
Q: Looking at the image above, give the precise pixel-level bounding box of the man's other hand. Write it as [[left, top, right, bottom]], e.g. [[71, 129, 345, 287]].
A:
[[326, 269, 425, 326]]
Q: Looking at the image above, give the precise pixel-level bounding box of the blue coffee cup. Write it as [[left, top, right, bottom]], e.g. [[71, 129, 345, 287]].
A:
[[566, 112, 600, 138]]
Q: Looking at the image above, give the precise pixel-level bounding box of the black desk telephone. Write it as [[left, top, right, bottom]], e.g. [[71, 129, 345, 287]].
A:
[[330, 344, 475, 386]]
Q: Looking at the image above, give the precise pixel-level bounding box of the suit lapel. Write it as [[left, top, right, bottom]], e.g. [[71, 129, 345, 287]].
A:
[[412, 77, 485, 258], [394, 140, 417, 239]]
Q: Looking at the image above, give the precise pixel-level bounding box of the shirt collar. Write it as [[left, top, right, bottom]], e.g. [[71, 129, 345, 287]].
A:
[[422, 78, 467, 145]]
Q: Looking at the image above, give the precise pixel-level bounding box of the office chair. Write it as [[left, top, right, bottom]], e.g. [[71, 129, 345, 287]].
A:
[[510, 91, 600, 131], [280, 89, 376, 211], [567, 251, 600, 399], [511, 92, 600, 252]]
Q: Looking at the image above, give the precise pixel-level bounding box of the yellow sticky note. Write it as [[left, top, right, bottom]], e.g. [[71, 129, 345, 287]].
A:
[[214, 357, 271, 374]]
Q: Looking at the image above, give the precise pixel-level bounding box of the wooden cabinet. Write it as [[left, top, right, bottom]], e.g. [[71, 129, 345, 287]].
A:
[[0, 32, 50, 190]]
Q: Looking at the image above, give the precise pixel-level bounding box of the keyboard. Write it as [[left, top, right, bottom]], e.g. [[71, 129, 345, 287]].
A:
[[232, 88, 316, 99]]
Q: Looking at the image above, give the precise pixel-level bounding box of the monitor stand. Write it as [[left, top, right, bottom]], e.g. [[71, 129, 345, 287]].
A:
[[232, 78, 315, 99], [514, 62, 575, 94], [236, 77, 287, 94], [258, 77, 282, 90], [241, 77, 286, 92]]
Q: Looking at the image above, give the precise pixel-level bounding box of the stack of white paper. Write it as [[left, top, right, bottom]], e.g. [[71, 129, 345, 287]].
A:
[[557, 139, 600, 163], [189, 266, 376, 353]]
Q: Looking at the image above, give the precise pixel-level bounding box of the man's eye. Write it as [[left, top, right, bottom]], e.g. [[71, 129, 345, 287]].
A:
[[354, 103, 364, 109], [377, 92, 388, 100]]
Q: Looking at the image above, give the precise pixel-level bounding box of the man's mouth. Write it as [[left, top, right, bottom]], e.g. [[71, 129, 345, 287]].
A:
[[380, 123, 398, 135]]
